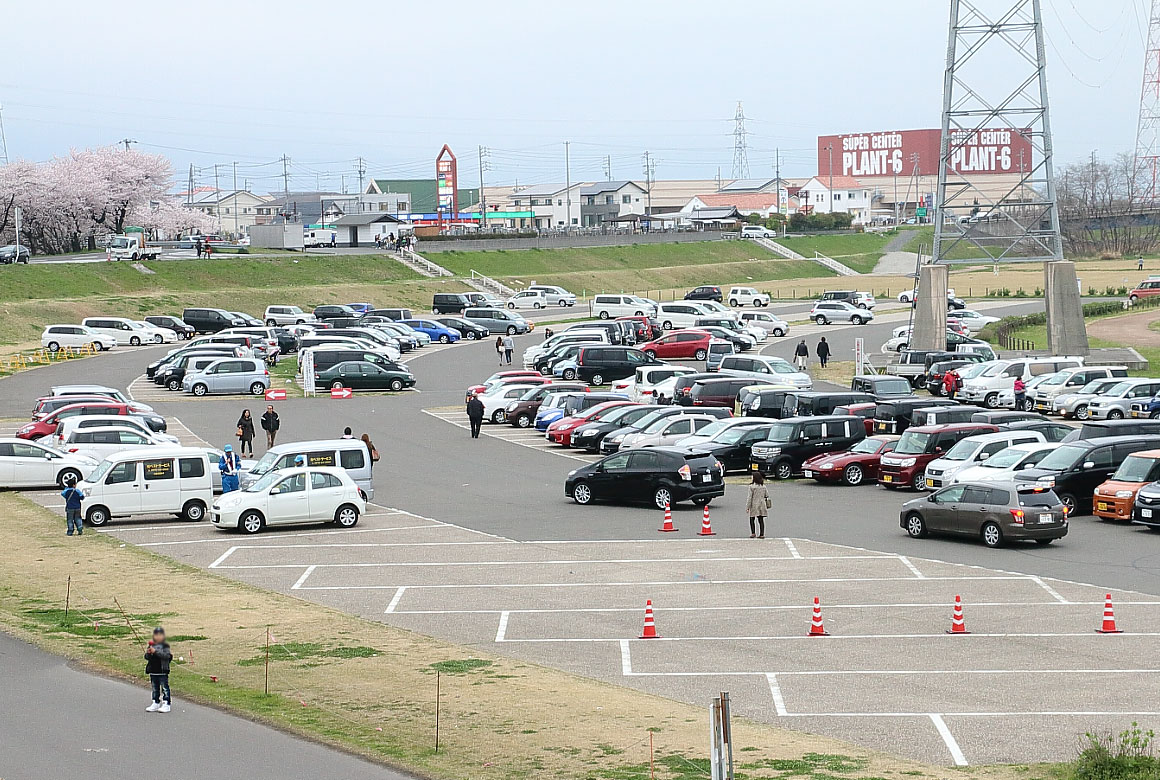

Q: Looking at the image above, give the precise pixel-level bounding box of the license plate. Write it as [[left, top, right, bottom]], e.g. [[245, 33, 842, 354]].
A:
[[1097, 501, 1108, 511], [803, 470, 813, 478], [701, 474, 711, 483], [882, 475, 893, 483], [1144, 508, 1153, 518], [926, 478, 935, 487], [751, 463, 758, 470], [1038, 513, 1054, 524], [875, 423, 886, 431]]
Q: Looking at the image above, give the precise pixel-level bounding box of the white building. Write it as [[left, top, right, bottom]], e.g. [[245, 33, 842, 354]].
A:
[[509, 183, 583, 230], [579, 181, 649, 227], [187, 190, 272, 234], [795, 176, 873, 223]]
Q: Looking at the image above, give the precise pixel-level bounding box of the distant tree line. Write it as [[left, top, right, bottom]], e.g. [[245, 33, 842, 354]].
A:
[[1058, 151, 1160, 258]]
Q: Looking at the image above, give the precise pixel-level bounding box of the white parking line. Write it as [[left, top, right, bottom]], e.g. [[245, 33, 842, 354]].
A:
[[1029, 576, 1070, 604], [496, 631, 1160, 643], [387, 599, 1152, 615], [385, 586, 408, 613], [291, 565, 317, 590], [766, 674, 789, 716], [495, 611, 510, 642], [929, 714, 969, 766], [896, 556, 925, 579], [422, 408, 599, 463], [783, 539, 802, 559]]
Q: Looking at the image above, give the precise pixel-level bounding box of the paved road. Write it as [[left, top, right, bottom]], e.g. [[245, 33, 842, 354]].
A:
[[0, 631, 411, 780]]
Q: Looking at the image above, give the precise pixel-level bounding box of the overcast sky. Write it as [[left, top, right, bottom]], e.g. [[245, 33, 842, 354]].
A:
[[2, 0, 1148, 193]]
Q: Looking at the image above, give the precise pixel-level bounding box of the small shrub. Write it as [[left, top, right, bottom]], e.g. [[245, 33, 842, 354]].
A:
[[1071, 723, 1159, 780]]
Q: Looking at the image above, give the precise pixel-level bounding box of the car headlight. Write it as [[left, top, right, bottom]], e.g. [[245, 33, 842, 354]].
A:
[[1037, 477, 1056, 487], [506, 402, 519, 411], [610, 434, 624, 443], [1115, 490, 1134, 498], [578, 429, 597, 437], [819, 462, 834, 470], [567, 469, 577, 476], [899, 457, 917, 467]]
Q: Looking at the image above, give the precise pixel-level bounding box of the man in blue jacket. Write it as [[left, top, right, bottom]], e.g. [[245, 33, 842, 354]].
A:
[[219, 445, 241, 493]]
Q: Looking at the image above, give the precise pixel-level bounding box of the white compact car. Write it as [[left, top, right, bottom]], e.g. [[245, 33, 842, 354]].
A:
[[210, 466, 366, 534], [527, 285, 577, 307], [738, 311, 788, 338], [51, 416, 180, 449], [264, 305, 316, 326], [507, 290, 548, 310], [0, 437, 99, 488], [727, 287, 770, 307], [42, 325, 117, 352], [479, 383, 544, 423], [810, 301, 873, 325], [949, 442, 1060, 485], [61, 426, 169, 462], [132, 320, 176, 343]]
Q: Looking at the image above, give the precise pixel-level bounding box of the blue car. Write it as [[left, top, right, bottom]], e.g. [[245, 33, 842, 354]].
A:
[[552, 358, 579, 381], [535, 405, 569, 430], [346, 302, 375, 315], [400, 318, 461, 344]]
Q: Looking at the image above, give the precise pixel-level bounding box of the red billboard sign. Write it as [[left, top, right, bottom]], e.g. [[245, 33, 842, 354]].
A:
[[817, 128, 1032, 178], [435, 145, 458, 229]]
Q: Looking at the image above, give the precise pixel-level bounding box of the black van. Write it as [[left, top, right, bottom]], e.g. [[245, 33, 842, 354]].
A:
[[738, 387, 797, 418], [309, 349, 404, 374], [1015, 435, 1160, 514], [970, 410, 1042, 426], [873, 398, 953, 434], [673, 372, 721, 406], [750, 415, 866, 479], [912, 404, 986, 427], [1066, 419, 1160, 442], [574, 346, 659, 386], [850, 375, 914, 400], [367, 308, 414, 322], [182, 307, 245, 334], [432, 293, 473, 315], [784, 391, 873, 417]]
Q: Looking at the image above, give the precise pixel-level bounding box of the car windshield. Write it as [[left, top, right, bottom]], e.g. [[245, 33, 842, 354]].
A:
[[1078, 379, 1112, 394], [943, 438, 982, 461], [1034, 444, 1087, 472], [895, 431, 932, 455], [769, 362, 796, 374], [713, 425, 759, 444], [245, 471, 283, 493], [1104, 382, 1132, 397], [958, 363, 991, 380], [1040, 373, 1068, 386], [763, 423, 797, 443], [693, 420, 733, 439], [87, 460, 113, 483], [849, 438, 882, 454], [877, 379, 911, 394], [1113, 454, 1160, 482], [249, 450, 279, 476], [519, 387, 544, 401], [982, 447, 1030, 469], [630, 410, 670, 430], [602, 405, 644, 424], [982, 363, 1009, 376]]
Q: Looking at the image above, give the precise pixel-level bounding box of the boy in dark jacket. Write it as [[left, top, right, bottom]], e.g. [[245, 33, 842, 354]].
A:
[[145, 627, 173, 713], [60, 476, 84, 536]]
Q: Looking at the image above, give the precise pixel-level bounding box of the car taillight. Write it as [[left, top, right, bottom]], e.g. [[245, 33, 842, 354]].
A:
[[265, 369, 269, 376], [68, 448, 78, 453], [692, 399, 703, 405], [1009, 508, 1025, 525], [642, 390, 653, 395], [678, 464, 692, 481], [1062, 505, 1071, 517]]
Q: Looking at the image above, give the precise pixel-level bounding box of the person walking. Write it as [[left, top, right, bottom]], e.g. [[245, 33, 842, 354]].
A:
[[1013, 376, 1027, 411], [194, 238, 203, 259], [144, 627, 173, 713], [466, 393, 485, 439], [745, 472, 772, 539], [361, 433, 379, 465], [261, 404, 280, 449], [341, 427, 354, 439], [816, 337, 831, 369], [236, 409, 255, 456], [61, 475, 84, 536], [502, 333, 515, 365], [1140, 256, 1145, 271], [943, 369, 961, 400], [794, 339, 809, 371], [219, 445, 241, 493], [495, 336, 505, 366]]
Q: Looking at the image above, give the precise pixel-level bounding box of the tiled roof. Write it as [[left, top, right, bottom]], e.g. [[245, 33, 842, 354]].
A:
[[692, 193, 782, 209]]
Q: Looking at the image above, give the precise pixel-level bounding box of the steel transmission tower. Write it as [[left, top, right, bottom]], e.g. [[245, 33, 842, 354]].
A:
[[933, 0, 1063, 264], [1135, 0, 1160, 204], [731, 102, 750, 179]]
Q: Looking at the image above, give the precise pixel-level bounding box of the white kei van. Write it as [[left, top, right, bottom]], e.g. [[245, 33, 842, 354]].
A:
[[240, 439, 375, 500], [77, 447, 213, 526], [592, 295, 656, 319]]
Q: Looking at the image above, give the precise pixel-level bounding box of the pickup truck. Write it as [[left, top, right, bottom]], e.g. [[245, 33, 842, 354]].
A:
[[885, 350, 942, 388], [106, 234, 161, 261]]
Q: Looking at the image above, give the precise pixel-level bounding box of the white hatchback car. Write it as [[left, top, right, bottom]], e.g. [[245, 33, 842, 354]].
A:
[[810, 301, 874, 325], [0, 437, 99, 488], [507, 290, 548, 310], [727, 287, 770, 307], [61, 426, 169, 462], [210, 466, 366, 534], [42, 325, 117, 352]]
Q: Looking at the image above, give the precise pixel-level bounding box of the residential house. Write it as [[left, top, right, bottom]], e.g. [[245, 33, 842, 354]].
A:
[[795, 176, 874, 223], [254, 192, 343, 226], [681, 192, 786, 219], [579, 181, 648, 227], [509, 183, 583, 230], [186, 190, 272, 234], [331, 213, 411, 248]]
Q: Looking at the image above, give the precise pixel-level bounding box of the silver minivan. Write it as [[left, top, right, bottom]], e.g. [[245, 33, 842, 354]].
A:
[[182, 358, 270, 396], [464, 307, 530, 336], [241, 439, 375, 500]]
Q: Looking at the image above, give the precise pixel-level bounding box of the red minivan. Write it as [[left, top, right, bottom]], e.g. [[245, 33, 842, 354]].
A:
[[17, 402, 155, 440], [640, 330, 713, 361]]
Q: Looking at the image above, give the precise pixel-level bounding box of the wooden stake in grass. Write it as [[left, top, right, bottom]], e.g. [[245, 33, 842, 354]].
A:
[[64, 575, 71, 620], [265, 626, 270, 695], [650, 731, 654, 779], [112, 596, 145, 649], [435, 670, 441, 754]]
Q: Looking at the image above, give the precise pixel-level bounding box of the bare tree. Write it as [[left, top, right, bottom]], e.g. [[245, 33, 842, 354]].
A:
[[1058, 152, 1160, 257]]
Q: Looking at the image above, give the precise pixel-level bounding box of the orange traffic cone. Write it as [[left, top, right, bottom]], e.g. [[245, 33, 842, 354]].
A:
[[947, 595, 970, 634], [698, 504, 715, 536], [1097, 593, 1123, 634], [639, 599, 660, 639], [808, 597, 829, 636], [658, 502, 678, 533]]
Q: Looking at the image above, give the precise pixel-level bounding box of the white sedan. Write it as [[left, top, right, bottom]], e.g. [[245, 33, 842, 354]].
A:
[[0, 437, 99, 488], [949, 442, 1060, 484], [42, 325, 117, 352], [948, 310, 1000, 332], [480, 383, 544, 423], [210, 466, 366, 534], [61, 426, 170, 461], [128, 320, 175, 343]]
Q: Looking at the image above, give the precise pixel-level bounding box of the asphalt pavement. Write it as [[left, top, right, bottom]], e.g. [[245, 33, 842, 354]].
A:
[[0, 631, 411, 780]]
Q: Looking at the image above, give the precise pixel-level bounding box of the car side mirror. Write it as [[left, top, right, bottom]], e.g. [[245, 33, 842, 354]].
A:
[[979, 452, 990, 460], [935, 447, 944, 454], [594, 464, 604, 473], [927, 495, 937, 503], [1083, 461, 1095, 469], [44, 452, 53, 459]]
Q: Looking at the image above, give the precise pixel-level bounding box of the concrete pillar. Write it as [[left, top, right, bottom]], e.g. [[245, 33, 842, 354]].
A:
[[1044, 260, 1089, 356], [911, 264, 948, 351]]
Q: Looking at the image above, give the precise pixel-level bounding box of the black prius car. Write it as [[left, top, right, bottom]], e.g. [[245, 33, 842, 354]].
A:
[[565, 448, 725, 509]]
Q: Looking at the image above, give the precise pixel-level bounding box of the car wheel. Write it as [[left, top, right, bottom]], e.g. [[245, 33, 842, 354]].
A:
[[266, 319, 276, 326], [851, 315, 863, 325], [492, 409, 506, 424], [1035, 538, 1054, 545], [729, 299, 739, 307], [815, 315, 827, 325], [507, 302, 516, 309], [514, 413, 532, 428], [240, 511, 263, 535], [1058, 493, 1077, 515], [653, 486, 673, 509], [466, 331, 477, 340], [563, 368, 577, 380], [331, 381, 344, 390], [534, 302, 542, 309], [182, 500, 206, 522], [335, 505, 360, 527], [249, 382, 266, 396], [389, 378, 404, 392], [130, 336, 141, 346], [1021, 399, 1035, 412], [644, 349, 657, 359], [507, 326, 517, 336], [166, 378, 181, 391], [99, 342, 111, 351], [912, 472, 927, 491], [981, 521, 1003, 548], [772, 328, 785, 337], [857, 303, 868, 309], [296, 319, 305, 325], [1075, 404, 1090, 420], [439, 334, 450, 344], [192, 384, 208, 397], [984, 393, 1000, 409], [905, 512, 927, 538], [573, 481, 593, 505], [843, 464, 864, 486], [86, 505, 110, 527], [153, 335, 163, 344], [634, 310, 644, 316], [692, 496, 711, 507], [1109, 409, 1125, 420], [47, 341, 61, 352], [693, 348, 707, 361], [773, 461, 793, 480], [56, 468, 82, 489], [663, 321, 674, 330], [590, 373, 604, 386]]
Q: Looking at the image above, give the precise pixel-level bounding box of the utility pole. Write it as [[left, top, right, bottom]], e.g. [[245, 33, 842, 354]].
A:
[[642, 152, 655, 217], [213, 164, 221, 201], [774, 148, 781, 219], [0, 103, 8, 165], [825, 144, 834, 213], [478, 145, 490, 233], [564, 141, 572, 229], [356, 156, 366, 193], [119, 138, 137, 152], [281, 155, 290, 204], [232, 161, 238, 237], [187, 164, 194, 207], [603, 155, 612, 181]]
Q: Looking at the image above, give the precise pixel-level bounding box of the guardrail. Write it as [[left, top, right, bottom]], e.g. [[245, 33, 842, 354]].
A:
[[469, 270, 515, 297], [399, 249, 453, 277]]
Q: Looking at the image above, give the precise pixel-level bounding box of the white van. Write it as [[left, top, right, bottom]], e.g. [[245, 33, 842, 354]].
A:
[[304, 229, 337, 248], [241, 439, 374, 500], [523, 331, 608, 366], [656, 302, 712, 331], [81, 317, 165, 346], [592, 295, 656, 319], [958, 357, 1085, 408], [77, 447, 213, 526]]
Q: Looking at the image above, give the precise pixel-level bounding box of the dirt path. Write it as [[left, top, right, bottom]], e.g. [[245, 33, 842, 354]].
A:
[[1087, 307, 1160, 347]]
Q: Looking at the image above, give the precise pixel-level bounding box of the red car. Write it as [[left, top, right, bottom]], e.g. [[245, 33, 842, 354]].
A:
[[877, 423, 998, 491], [616, 315, 661, 342], [640, 330, 713, 361], [467, 371, 547, 399], [835, 402, 878, 435], [802, 435, 900, 486], [546, 401, 637, 446], [17, 402, 144, 440]]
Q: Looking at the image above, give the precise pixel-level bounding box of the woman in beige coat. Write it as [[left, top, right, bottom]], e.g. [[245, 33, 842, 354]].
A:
[[745, 472, 772, 538]]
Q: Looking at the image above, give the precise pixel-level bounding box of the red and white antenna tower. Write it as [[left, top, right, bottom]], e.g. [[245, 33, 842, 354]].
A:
[[1135, 0, 1160, 205]]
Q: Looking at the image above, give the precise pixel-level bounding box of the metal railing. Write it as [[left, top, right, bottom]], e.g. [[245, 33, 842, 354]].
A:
[[398, 249, 452, 277]]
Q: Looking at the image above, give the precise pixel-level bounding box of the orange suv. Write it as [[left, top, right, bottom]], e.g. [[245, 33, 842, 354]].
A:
[[1094, 449, 1160, 520]]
